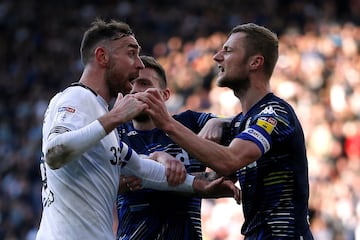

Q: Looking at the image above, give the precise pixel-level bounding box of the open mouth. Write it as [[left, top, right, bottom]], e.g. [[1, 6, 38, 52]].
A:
[[218, 65, 225, 72]]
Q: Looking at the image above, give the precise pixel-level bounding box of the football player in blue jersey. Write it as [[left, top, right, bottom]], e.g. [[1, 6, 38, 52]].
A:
[[116, 55, 240, 240], [138, 23, 314, 239]]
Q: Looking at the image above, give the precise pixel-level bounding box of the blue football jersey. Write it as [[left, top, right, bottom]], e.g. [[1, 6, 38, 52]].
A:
[[224, 93, 311, 238], [116, 110, 215, 240]]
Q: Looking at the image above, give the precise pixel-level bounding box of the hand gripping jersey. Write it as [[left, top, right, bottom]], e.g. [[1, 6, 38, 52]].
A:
[[223, 93, 312, 239], [116, 110, 215, 240]]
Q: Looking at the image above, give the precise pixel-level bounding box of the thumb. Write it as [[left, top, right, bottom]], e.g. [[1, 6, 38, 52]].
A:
[[117, 93, 123, 100]]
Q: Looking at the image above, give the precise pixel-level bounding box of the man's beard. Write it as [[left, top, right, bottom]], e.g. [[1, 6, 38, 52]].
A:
[[133, 112, 151, 122], [218, 75, 251, 92], [104, 61, 129, 97]]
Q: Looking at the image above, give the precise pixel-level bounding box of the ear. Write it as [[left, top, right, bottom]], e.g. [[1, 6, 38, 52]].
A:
[[94, 47, 109, 67], [161, 88, 171, 101], [249, 55, 264, 70]]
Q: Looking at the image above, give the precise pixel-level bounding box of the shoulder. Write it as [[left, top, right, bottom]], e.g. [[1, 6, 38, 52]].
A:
[[252, 94, 300, 137], [256, 94, 296, 120], [175, 110, 216, 124]]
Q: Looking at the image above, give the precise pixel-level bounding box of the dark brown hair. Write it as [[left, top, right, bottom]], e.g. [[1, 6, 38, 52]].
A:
[[80, 18, 134, 65], [140, 55, 167, 88]]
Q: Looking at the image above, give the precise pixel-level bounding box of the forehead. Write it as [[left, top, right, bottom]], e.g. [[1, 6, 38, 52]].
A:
[[111, 35, 141, 50], [224, 32, 247, 49], [135, 68, 161, 84]]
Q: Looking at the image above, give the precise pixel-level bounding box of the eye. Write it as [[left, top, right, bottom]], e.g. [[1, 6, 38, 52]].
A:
[[140, 81, 148, 86], [223, 46, 230, 52], [135, 80, 152, 87], [128, 50, 135, 57]]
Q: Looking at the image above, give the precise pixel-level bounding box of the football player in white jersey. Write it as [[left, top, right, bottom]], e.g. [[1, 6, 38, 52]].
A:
[[36, 19, 240, 240]]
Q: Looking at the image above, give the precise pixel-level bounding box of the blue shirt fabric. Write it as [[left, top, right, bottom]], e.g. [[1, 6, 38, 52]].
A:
[[116, 110, 215, 240], [223, 93, 312, 239]]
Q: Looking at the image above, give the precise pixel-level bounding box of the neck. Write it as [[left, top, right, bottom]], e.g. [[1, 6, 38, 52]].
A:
[[79, 66, 110, 102], [132, 119, 156, 131], [236, 78, 271, 114]]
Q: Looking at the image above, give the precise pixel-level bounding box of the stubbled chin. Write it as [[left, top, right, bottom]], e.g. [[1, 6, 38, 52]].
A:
[[216, 77, 227, 87]]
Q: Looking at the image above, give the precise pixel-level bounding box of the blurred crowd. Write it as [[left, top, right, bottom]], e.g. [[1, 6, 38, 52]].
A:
[[1, 0, 360, 239]]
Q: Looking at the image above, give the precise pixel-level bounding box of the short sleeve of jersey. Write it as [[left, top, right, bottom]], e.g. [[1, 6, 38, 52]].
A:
[[175, 110, 216, 133], [52, 86, 108, 129], [236, 104, 295, 155], [49, 88, 92, 131]]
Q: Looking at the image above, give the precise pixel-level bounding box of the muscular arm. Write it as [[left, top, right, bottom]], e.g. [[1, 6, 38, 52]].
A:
[[137, 89, 262, 176]]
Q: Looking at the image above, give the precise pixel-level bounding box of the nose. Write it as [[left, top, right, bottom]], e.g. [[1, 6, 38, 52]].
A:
[[213, 50, 223, 62], [137, 56, 145, 69], [130, 83, 136, 94]]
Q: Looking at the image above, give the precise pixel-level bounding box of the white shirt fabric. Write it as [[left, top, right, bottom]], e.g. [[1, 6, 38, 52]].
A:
[[36, 85, 193, 240]]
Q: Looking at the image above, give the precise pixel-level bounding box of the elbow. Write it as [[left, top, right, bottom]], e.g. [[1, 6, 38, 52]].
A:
[[217, 166, 238, 177], [214, 159, 240, 177], [45, 145, 71, 169]]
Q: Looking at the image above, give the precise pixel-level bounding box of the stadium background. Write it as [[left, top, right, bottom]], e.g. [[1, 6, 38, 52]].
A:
[[1, 0, 360, 239]]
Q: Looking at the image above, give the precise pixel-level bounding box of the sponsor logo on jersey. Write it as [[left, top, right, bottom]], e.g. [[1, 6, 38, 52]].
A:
[[245, 128, 270, 152], [58, 106, 75, 113], [127, 130, 138, 136], [256, 117, 277, 134]]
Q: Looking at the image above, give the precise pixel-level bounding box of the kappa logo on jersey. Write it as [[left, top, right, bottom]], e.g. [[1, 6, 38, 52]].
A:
[[260, 105, 277, 115], [58, 106, 75, 113], [256, 117, 277, 134]]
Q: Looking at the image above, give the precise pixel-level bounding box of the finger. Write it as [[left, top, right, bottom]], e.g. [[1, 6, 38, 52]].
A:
[[117, 92, 123, 100], [166, 168, 178, 186], [164, 161, 180, 186], [137, 90, 161, 107], [233, 186, 241, 204], [179, 167, 186, 183], [205, 177, 224, 190], [167, 168, 185, 186]]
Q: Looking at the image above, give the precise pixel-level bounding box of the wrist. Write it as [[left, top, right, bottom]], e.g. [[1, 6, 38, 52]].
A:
[[192, 177, 206, 195]]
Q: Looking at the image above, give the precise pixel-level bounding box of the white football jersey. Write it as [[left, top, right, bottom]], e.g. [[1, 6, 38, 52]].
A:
[[37, 84, 194, 240], [37, 85, 121, 240]]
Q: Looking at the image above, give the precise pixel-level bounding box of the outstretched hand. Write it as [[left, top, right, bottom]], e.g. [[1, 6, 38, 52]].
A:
[[194, 177, 241, 204]]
